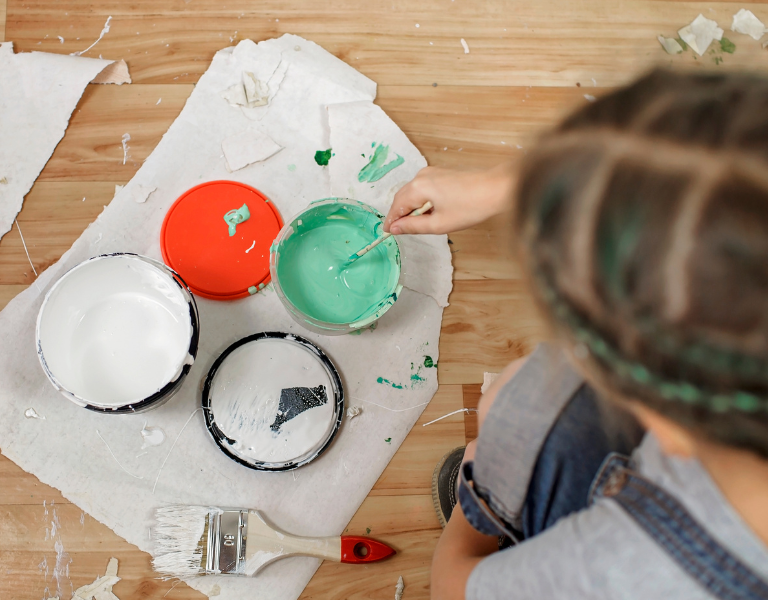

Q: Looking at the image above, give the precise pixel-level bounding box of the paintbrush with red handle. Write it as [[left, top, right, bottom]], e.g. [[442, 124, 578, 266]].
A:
[[152, 505, 396, 577]]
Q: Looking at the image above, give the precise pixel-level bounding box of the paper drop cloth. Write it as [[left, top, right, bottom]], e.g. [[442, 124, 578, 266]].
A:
[[0, 35, 453, 600]]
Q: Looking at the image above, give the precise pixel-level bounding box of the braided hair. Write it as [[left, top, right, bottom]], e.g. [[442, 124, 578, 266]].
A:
[[515, 69, 768, 457]]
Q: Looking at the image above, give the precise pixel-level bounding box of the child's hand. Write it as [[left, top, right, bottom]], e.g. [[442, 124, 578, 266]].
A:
[[383, 162, 517, 235]]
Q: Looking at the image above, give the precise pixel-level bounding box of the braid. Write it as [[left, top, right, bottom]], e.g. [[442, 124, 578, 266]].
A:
[[516, 69, 768, 456]]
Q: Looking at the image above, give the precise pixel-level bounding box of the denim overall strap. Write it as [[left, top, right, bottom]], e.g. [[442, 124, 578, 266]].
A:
[[591, 455, 768, 600]]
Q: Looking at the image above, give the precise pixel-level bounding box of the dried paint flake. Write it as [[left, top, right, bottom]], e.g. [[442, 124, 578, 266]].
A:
[[460, 38, 470, 54], [678, 14, 723, 56], [732, 9, 766, 41], [221, 71, 269, 108], [584, 94, 597, 102], [346, 406, 362, 419], [395, 576, 405, 600], [658, 35, 684, 54], [72, 557, 120, 600], [57, 36, 64, 44], [24, 408, 45, 419], [222, 130, 283, 172]]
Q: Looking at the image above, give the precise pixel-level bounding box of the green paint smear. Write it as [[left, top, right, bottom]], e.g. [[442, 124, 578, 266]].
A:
[[676, 37, 688, 51], [411, 372, 425, 382], [424, 356, 435, 368], [385, 438, 392, 443], [315, 149, 332, 166], [358, 143, 405, 183], [377, 377, 404, 389], [366, 527, 371, 534], [276, 201, 401, 325], [720, 38, 736, 54], [287, 164, 296, 172], [223, 204, 250, 236]]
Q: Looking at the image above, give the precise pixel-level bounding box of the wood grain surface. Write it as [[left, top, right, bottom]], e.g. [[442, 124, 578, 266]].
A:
[[2, 1, 768, 598]]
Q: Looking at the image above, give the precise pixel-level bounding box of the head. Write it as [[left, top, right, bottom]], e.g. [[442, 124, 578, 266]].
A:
[[515, 69, 768, 459]]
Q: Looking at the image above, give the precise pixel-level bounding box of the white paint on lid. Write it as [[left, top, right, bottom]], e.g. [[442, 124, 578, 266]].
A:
[[37, 255, 193, 408], [209, 338, 335, 464]]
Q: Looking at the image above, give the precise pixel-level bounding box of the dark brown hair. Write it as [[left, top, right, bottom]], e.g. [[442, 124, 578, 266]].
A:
[[515, 69, 768, 456]]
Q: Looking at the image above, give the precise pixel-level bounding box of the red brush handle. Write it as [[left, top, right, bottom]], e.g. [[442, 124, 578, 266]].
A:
[[339, 536, 396, 564]]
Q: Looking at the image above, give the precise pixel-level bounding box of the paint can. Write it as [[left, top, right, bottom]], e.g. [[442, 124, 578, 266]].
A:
[[36, 253, 199, 413], [202, 332, 344, 472], [270, 199, 403, 335]]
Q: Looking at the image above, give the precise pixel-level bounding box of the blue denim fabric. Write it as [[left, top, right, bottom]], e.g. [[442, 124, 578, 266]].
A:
[[521, 384, 644, 538], [459, 461, 522, 543]]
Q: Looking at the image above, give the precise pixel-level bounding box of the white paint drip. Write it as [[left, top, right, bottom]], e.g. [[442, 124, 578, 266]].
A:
[[57, 36, 64, 44], [460, 38, 470, 53], [210, 339, 335, 464], [245, 240, 256, 253], [422, 407, 477, 427], [96, 430, 144, 479], [140, 422, 166, 449], [346, 406, 361, 419], [156, 98, 162, 105], [52, 538, 72, 599], [395, 576, 405, 600], [25, 408, 45, 419], [15, 220, 38, 277], [584, 94, 597, 102], [71, 15, 112, 56], [121, 133, 131, 165], [71, 557, 120, 599]]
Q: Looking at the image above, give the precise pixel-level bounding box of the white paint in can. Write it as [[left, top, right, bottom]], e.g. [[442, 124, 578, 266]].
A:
[[37, 255, 194, 409]]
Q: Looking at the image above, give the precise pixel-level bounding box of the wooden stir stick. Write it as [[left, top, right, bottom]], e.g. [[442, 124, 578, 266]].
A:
[[348, 201, 433, 262]]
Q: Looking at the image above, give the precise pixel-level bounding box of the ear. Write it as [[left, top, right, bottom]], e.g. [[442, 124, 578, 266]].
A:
[[627, 402, 697, 458]]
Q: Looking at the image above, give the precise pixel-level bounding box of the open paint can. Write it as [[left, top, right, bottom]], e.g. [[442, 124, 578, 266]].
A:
[[202, 332, 344, 472], [270, 199, 403, 335], [36, 253, 199, 413]]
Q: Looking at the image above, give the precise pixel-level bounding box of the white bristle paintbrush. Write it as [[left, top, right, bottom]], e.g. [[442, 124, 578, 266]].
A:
[[152, 505, 396, 577]]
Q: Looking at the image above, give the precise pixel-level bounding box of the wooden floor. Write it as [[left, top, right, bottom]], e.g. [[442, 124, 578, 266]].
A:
[[2, 1, 767, 598]]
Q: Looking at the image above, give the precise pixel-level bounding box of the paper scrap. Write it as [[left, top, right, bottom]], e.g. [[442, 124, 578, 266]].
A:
[[395, 576, 404, 600], [71, 16, 112, 57], [72, 557, 121, 600], [92, 60, 132, 85], [678, 14, 724, 56], [222, 71, 269, 108], [221, 130, 283, 172], [346, 406, 362, 419], [658, 35, 684, 54], [0, 43, 129, 242], [460, 38, 470, 54], [481, 372, 500, 395], [732, 9, 766, 41]]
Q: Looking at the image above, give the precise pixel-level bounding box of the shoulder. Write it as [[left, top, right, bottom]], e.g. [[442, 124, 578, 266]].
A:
[[466, 499, 713, 600]]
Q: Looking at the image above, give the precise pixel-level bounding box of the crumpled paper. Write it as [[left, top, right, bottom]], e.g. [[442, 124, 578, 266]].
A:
[[0, 35, 452, 600], [0, 43, 130, 242]]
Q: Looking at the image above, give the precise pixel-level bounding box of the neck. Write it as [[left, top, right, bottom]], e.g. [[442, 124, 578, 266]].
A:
[[695, 440, 768, 549]]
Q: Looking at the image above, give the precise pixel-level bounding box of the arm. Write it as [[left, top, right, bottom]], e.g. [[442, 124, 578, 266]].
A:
[[383, 161, 518, 235]]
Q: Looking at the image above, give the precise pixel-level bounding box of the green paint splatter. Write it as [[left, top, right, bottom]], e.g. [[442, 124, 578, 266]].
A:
[[424, 356, 435, 368], [223, 204, 250, 236], [358, 143, 405, 183], [676, 37, 688, 51], [411, 372, 425, 382], [385, 438, 392, 443], [366, 527, 371, 534], [287, 164, 296, 172], [720, 37, 736, 54], [377, 376, 404, 389], [314, 149, 332, 166], [349, 329, 363, 336]]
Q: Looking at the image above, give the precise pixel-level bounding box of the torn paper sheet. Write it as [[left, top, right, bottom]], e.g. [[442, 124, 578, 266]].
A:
[[0, 42, 129, 243], [130, 184, 156, 204], [678, 14, 724, 56], [328, 101, 453, 308], [658, 35, 683, 55], [222, 130, 283, 171], [72, 557, 120, 600], [0, 35, 449, 600], [221, 71, 269, 107], [731, 9, 767, 41]]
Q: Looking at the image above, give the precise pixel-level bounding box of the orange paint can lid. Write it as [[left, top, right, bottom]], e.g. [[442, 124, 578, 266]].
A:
[[160, 180, 283, 300]]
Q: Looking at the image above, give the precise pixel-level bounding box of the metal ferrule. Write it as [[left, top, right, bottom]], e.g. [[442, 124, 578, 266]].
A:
[[205, 510, 248, 574]]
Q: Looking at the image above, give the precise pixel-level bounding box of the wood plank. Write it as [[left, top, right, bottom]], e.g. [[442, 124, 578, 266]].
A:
[[463, 384, 482, 444], [0, 0, 6, 42], [448, 213, 521, 281], [7, 2, 768, 86], [439, 279, 549, 385]]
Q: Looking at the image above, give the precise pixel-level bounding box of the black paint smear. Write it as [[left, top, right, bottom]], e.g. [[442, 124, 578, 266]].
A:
[[270, 385, 328, 431]]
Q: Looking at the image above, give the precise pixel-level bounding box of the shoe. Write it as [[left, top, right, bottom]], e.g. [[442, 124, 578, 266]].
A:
[[432, 446, 466, 528]]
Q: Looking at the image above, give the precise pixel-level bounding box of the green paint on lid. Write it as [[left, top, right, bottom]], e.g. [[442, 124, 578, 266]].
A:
[[223, 204, 250, 236], [314, 148, 333, 166]]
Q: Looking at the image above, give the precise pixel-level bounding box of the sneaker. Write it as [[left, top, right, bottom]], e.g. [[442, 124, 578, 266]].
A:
[[432, 446, 466, 528]]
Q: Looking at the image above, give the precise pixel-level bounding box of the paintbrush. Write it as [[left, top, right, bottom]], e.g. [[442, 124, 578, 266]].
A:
[[152, 505, 396, 577], [347, 201, 433, 263]]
